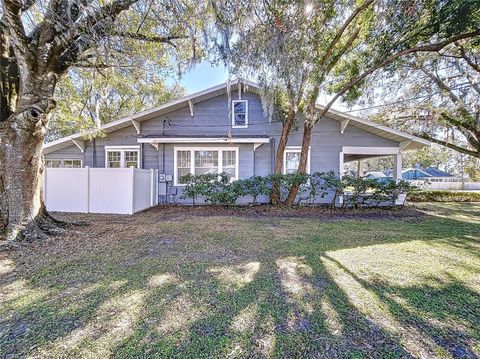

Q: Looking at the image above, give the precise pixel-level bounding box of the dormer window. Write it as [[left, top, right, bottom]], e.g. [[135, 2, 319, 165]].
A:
[[232, 100, 248, 128]]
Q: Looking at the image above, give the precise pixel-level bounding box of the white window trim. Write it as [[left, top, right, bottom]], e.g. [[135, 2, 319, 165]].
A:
[[283, 146, 311, 174], [45, 159, 83, 168], [232, 100, 248, 128], [105, 145, 141, 168], [174, 146, 239, 186]]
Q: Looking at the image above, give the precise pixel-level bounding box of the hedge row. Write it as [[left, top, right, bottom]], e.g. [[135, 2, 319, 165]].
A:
[[179, 171, 413, 207], [408, 190, 480, 202]]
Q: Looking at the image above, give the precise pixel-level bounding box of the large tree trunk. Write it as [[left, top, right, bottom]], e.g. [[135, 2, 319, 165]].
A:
[[284, 121, 313, 206], [0, 92, 62, 241], [271, 108, 296, 205]]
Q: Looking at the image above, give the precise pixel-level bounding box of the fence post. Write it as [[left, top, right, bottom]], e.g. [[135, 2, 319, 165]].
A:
[[150, 169, 155, 206], [156, 170, 159, 205], [43, 167, 48, 206], [130, 167, 135, 215], [85, 166, 90, 213]]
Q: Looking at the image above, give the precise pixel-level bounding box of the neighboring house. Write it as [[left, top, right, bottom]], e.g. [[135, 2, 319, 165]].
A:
[[364, 171, 390, 183], [43, 80, 429, 204], [383, 167, 460, 183]]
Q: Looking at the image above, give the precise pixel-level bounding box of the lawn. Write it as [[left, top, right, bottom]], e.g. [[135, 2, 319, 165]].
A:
[[0, 203, 479, 358]]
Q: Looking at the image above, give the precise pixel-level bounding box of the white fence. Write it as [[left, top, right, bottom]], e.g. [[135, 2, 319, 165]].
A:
[[43, 167, 158, 214], [422, 181, 480, 191]]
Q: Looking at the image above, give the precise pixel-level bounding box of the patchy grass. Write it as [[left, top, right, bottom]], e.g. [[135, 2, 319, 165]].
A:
[[409, 190, 480, 203], [0, 203, 479, 358]]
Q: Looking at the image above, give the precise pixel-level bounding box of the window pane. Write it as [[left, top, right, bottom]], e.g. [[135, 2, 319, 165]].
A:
[[177, 151, 191, 184], [222, 150, 236, 181], [71, 160, 82, 168], [233, 101, 246, 113], [125, 151, 138, 168], [195, 150, 218, 175], [285, 151, 300, 174], [63, 160, 73, 168], [234, 114, 246, 126], [45, 160, 61, 168], [233, 101, 247, 126], [107, 151, 121, 168]]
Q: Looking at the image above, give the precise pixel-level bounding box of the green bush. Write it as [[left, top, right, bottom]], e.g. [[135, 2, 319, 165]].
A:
[[408, 190, 480, 202], [179, 172, 414, 207], [180, 172, 242, 205], [233, 176, 271, 203]]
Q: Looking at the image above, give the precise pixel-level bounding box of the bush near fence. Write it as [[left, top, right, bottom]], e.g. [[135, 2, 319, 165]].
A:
[[408, 190, 480, 202], [180, 171, 413, 207]]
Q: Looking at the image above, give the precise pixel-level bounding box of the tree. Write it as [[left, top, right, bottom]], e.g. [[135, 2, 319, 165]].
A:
[[48, 68, 185, 141], [285, 0, 480, 205], [0, 0, 206, 240], [364, 42, 480, 159], [225, 0, 480, 205]]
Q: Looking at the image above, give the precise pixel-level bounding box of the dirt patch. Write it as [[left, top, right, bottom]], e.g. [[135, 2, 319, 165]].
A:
[[52, 204, 426, 224]]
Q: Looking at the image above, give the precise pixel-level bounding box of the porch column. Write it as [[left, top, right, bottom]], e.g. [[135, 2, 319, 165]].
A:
[[393, 153, 403, 182], [357, 160, 364, 177]]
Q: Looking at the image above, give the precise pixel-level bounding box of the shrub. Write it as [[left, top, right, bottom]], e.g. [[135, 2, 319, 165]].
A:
[[408, 190, 480, 202], [179, 172, 414, 207], [234, 176, 271, 203]]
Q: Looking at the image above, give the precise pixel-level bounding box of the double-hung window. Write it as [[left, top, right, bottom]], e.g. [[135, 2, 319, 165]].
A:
[[174, 147, 238, 185], [232, 100, 248, 128], [105, 146, 140, 168], [283, 146, 310, 174], [45, 159, 82, 168]]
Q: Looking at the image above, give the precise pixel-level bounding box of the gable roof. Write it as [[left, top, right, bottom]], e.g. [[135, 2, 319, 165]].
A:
[[424, 167, 453, 177], [44, 80, 430, 154], [365, 171, 388, 178]]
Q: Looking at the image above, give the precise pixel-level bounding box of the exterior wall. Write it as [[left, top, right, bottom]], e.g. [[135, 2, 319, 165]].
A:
[[45, 91, 401, 204], [44, 144, 85, 163]]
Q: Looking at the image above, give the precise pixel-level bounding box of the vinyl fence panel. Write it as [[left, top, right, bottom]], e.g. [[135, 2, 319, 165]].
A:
[[43, 167, 158, 214], [89, 168, 134, 214], [43, 168, 89, 212], [133, 169, 154, 213]]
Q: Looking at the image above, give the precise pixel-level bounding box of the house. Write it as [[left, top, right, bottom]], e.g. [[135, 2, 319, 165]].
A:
[[363, 171, 391, 183], [383, 167, 460, 183], [43, 80, 429, 204]]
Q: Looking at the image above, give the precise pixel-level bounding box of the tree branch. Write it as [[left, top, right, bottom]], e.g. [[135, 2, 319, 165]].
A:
[[319, 0, 374, 69], [316, 29, 480, 124], [418, 133, 479, 158], [2, 0, 34, 66], [110, 31, 186, 46], [456, 42, 480, 73]]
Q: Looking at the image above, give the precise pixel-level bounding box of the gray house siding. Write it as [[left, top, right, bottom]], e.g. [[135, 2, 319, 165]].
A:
[[45, 90, 401, 204]]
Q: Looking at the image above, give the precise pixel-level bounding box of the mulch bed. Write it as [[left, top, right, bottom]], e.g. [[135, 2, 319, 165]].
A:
[[52, 204, 426, 224]]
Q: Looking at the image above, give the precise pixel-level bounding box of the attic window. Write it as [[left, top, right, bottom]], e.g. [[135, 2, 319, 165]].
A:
[[232, 100, 248, 128]]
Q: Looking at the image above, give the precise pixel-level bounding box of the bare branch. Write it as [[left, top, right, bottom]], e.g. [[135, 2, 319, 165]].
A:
[[316, 29, 480, 124], [456, 42, 480, 73], [110, 31, 187, 46], [2, 0, 34, 65], [418, 133, 479, 158]]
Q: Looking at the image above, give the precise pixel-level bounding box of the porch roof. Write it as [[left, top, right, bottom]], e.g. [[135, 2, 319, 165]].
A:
[[137, 134, 271, 144]]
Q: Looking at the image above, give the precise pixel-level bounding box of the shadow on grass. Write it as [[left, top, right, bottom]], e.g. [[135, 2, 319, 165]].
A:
[[322, 255, 480, 359], [0, 205, 479, 357]]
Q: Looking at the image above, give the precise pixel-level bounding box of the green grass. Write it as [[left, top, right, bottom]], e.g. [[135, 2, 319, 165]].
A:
[[409, 190, 480, 202], [1, 203, 479, 358]]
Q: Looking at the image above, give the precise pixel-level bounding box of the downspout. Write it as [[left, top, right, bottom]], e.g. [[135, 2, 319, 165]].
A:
[[253, 144, 256, 176], [162, 143, 165, 173], [92, 138, 97, 167]]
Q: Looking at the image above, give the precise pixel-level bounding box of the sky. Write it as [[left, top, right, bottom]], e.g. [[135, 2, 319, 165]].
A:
[[177, 60, 351, 112], [178, 61, 229, 93]]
